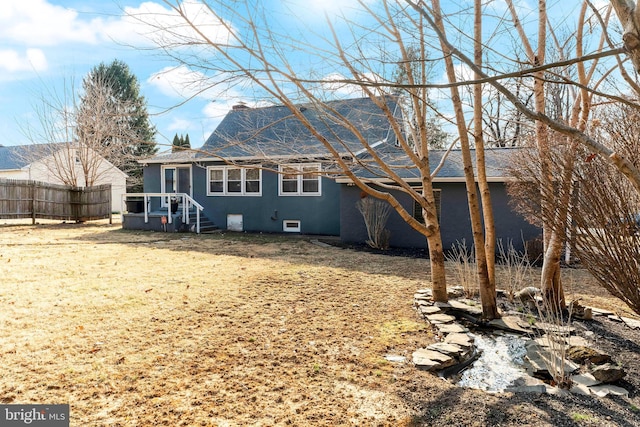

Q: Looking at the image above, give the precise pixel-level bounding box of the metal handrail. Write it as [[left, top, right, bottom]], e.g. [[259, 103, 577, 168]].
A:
[[122, 193, 204, 233]]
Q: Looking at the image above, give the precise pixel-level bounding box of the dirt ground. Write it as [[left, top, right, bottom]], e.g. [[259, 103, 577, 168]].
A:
[[1, 219, 639, 426]]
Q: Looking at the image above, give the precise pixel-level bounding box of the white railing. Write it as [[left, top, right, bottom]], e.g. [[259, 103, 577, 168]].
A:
[[122, 193, 204, 234]]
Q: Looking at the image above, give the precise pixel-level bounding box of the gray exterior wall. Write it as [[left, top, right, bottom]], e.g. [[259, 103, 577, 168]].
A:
[[340, 182, 540, 253], [143, 162, 340, 235]]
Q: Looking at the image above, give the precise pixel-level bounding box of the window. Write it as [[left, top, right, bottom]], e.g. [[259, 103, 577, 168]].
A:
[[283, 220, 301, 232], [413, 189, 441, 223], [207, 166, 261, 196], [279, 164, 321, 196]]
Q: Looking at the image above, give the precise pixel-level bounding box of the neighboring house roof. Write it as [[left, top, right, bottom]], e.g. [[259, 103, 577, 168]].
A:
[[0, 145, 40, 170], [0, 143, 128, 178]]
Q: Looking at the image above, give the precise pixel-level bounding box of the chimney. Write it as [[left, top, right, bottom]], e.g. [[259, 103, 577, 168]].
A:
[[232, 102, 249, 110]]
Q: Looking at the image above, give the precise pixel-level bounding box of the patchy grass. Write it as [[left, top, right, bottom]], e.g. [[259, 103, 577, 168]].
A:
[[0, 219, 638, 426]]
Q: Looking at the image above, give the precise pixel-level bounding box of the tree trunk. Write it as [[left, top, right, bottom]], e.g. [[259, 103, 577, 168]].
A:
[[541, 230, 566, 310], [611, 0, 640, 72], [432, 0, 498, 319], [427, 231, 448, 302], [474, 0, 497, 290]]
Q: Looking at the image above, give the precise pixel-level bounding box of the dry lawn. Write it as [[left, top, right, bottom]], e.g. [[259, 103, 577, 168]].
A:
[[0, 219, 638, 426]]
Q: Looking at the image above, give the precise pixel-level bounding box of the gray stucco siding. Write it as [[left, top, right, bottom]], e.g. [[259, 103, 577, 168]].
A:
[[340, 182, 540, 253]]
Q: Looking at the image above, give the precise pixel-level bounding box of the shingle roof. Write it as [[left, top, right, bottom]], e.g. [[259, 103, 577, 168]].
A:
[[143, 95, 518, 181], [194, 96, 400, 160], [0, 145, 39, 170], [347, 145, 519, 182]]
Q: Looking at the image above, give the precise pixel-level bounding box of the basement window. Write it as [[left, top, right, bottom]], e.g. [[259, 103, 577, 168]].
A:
[[283, 220, 301, 233]]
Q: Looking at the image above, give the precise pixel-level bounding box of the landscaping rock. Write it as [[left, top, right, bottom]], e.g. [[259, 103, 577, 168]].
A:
[[569, 300, 593, 320], [437, 323, 468, 334], [425, 313, 457, 324], [571, 372, 600, 387], [591, 363, 625, 383], [448, 299, 483, 316], [413, 348, 456, 371], [427, 342, 465, 358], [589, 384, 629, 397], [588, 307, 613, 316], [515, 287, 539, 303], [620, 316, 640, 329], [384, 354, 406, 363], [488, 316, 531, 334], [444, 333, 475, 349], [434, 301, 452, 310], [566, 346, 611, 365], [418, 305, 442, 315], [447, 286, 465, 298]]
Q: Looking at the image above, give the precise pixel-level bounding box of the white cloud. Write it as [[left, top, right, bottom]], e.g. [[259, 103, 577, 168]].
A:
[[0, 48, 47, 72], [148, 65, 217, 99], [121, 1, 234, 48], [0, 0, 107, 46]]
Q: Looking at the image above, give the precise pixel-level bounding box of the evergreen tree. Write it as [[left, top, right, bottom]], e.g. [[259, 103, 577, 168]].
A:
[[81, 59, 157, 191], [171, 133, 192, 152]]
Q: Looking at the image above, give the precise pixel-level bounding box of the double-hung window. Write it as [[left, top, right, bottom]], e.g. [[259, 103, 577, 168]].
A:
[[207, 166, 262, 196], [279, 164, 321, 196]]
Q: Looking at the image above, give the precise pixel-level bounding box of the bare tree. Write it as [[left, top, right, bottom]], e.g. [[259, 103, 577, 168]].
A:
[[571, 100, 640, 315], [611, 0, 640, 72], [135, 0, 640, 315], [20, 75, 143, 189], [131, 0, 458, 301]]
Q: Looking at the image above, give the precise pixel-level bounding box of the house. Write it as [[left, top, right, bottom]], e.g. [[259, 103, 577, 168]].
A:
[[0, 143, 128, 212], [132, 96, 539, 252]]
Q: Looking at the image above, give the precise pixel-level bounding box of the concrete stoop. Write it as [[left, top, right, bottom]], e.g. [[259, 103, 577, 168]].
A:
[[412, 288, 629, 397]]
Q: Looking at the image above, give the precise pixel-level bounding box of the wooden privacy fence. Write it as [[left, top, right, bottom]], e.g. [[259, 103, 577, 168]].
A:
[[0, 178, 112, 223]]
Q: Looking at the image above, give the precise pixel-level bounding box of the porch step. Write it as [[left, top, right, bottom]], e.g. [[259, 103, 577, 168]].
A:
[[187, 212, 218, 234]]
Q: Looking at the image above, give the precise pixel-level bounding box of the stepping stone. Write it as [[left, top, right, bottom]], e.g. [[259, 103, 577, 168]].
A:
[[505, 384, 547, 394], [619, 316, 640, 329], [444, 333, 475, 349], [434, 301, 452, 310], [505, 376, 549, 394], [419, 305, 442, 315], [414, 294, 432, 302], [570, 383, 592, 396], [589, 307, 613, 316], [427, 342, 464, 357], [488, 316, 531, 334], [425, 313, 457, 324], [437, 323, 468, 334], [412, 348, 456, 371], [416, 289, 433, 296], [589, 384, 629, 397], [571, 373, 600, 387], [448, 300, 483, 316]]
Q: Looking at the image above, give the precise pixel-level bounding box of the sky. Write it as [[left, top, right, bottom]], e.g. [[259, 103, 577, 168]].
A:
[[0, 0, 381, 151], [0, 0, 614, 152]]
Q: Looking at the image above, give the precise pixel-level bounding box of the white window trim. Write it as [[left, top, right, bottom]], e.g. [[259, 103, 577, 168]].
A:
[[283, 220, 301, 232], [207, 165, 262, 196], [278, 163, 322, 196]]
